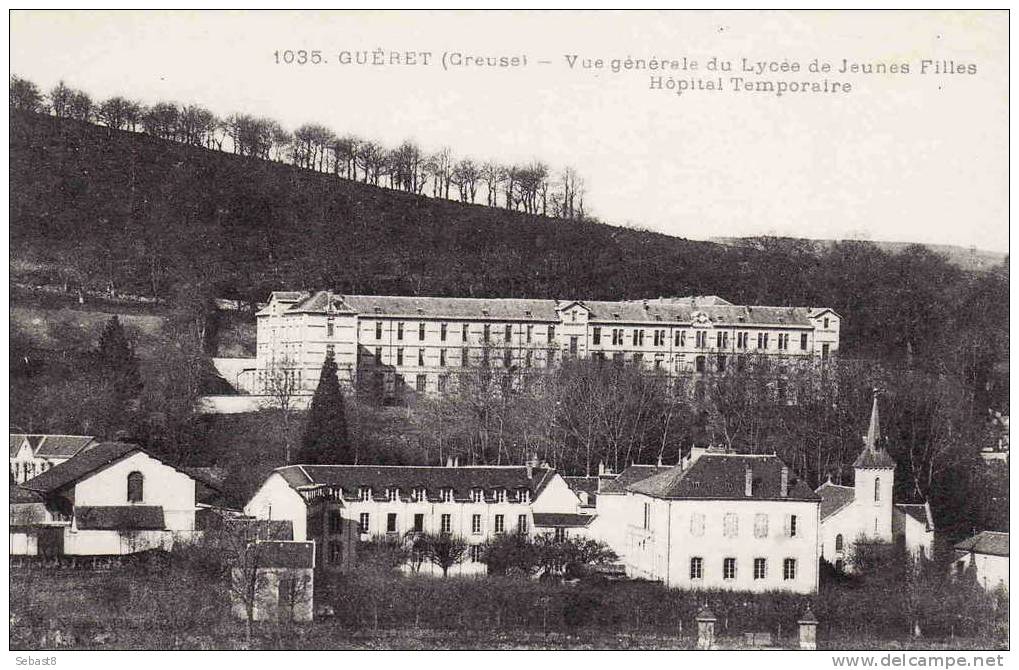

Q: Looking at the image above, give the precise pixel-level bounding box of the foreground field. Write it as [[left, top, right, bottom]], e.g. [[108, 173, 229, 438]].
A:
[[9, 566, 1006, 652]]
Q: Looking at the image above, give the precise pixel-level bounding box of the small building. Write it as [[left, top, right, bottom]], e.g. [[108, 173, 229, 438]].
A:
[[893, 503, 936, 562], [244, 459, 585, 575], [9, 434, 96, 483], [533, 512, 597, 540], [12, 442, 208, 556], [231, 540, 315, 623], [953, 531, 1008, 592]]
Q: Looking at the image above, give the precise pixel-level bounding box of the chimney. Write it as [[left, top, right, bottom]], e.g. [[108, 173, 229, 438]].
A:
[[656, 453, 663, 467], [780, 466, 789, 498], [598, 461, 605, 476], [453, 456, 459, 468], [445, 456, 454, 468], [689, 444, 707, 465], [744, 465, 753, 497]]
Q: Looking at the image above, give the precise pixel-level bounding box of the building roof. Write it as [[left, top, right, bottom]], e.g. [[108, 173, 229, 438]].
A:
[[816, 481, 857, 520], [628, 453, 820, 502], [562, 476, 599, 495], [599, 465, 671, 495], [10, 484, 44, 504], [954, 531, 1008, 557], [896, 503, 935, 531], [244, 540, 316, 569], [9, 434, 94, 459], [274, 464, 558, 502], [532, 512, 597, 528], [75, 505, 166, 530], [20, 442, 140, 494], [272, 290, 836, 328]]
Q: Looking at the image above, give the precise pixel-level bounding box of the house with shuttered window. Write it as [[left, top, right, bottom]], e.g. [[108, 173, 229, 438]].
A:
[[598, 448, 821, 594]]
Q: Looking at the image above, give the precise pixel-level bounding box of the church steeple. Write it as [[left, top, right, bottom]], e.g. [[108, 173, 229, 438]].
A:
[[854, 390, 896, 469]]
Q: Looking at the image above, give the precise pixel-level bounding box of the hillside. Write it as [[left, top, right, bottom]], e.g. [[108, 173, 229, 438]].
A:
[[11, 110, 750, 305], [711, 237, 1008, 274]]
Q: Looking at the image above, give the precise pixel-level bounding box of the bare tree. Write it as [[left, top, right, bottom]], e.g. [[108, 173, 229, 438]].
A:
[[480, 161, 505, 207], [260, 353, 303, 464], [47, 81, 74, 117], [450, 158, 481, 203], [428, 147, 454, 199], [10, 75, 43, 113]]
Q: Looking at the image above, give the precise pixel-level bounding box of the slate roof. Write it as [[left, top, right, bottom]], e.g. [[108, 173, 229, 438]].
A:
[[854, 447, 897, 469], [10, 484, 44, 504], [275, 464, 558, 502], [244, 540, 316, 569], [20, 442, 139, 494], [532, 512, 597, 528], [75, 505, 165, 530], [954, 531, 1009, 557], [9, 434, 94, 459], [817, 481, 857, 521], [628, 454, 820, 502], [276, 291, 836, 327], [563, 476, 599, 495], [599, 465, 671, 495]]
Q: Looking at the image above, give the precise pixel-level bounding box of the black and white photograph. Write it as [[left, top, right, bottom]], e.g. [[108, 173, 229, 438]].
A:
[[7, 9, 1009, 659]]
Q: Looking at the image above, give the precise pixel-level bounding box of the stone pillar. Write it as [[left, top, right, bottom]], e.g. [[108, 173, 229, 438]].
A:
[[798, 606, 819, 650], [695, 606, 717, 650]]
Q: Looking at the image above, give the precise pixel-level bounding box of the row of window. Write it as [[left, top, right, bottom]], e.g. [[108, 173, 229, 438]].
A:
[[642, 507, 799, 539], [353, 511, 530, 535], [371, 321, 557, 345], [689, 557, 798, 581], [372, 346, 553, 369], [352, 486, 531, 504]]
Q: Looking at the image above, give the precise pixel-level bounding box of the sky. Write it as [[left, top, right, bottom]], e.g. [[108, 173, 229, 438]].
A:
[[9, 10, 1009, 252]]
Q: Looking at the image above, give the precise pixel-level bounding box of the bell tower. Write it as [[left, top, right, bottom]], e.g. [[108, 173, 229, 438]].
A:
[[853, 391, 896, 542]]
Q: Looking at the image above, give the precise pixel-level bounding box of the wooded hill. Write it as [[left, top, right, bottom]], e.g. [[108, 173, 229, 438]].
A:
[[9, 110, 1009, 400]]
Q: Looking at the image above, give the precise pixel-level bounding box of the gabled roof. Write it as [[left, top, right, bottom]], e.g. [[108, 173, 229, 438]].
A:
[[9, 434, 94, 459], [75, 505, 165, 530], [896, 503, 935, 531], [954, 531, 1008, 557], [628, 454, 820, 502], [532, 512, 596, 528], [269, 291, 836, 328], [599, 465, 671, 495], [854, 395, 897, 469], [21, 442, 140, 494], [273, 464, 558, 501], [816, 481, 856, 520]]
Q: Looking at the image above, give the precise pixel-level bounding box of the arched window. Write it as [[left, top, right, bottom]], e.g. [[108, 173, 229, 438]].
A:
[[127, 471, 144, 503], [835, 534, 844, 552], [874, 477, 881, 502]]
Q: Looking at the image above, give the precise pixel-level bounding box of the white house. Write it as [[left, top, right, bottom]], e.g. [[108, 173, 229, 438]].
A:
[[244, 458, 586, 574], [12, 442, 211, 556], [816, 394, 935, 569], [9, 434, 96, 483], [953, 531, 1008, 592], [230, 540, 316, 623], [599, 449, 821, 594]]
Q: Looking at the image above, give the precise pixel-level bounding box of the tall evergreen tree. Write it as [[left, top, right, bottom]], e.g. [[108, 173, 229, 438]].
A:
[[298, 351, 352, 464], [96, 315, 143, 397]]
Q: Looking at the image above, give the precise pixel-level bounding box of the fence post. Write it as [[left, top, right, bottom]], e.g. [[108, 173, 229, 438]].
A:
[[798, 606, 819, 650], [696, 606, 717, 650]]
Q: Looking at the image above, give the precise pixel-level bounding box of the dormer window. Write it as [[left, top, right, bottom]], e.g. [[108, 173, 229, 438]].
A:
[[494, 489, 506, 503], [440, 488, 454, 503], [358, 487, 372, 502], [386, 487, 400, 502], [471, 488, 484, 503], [519, 490, 531, 504], [412, 487, 426, 502]]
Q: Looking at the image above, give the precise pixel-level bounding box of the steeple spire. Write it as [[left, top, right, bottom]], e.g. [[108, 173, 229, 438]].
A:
[[864, 389, 881, 451]]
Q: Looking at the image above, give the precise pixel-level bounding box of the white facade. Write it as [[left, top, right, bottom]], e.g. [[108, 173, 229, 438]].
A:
[[956, 552, 1009, 593], [251, 292, 841, 400]]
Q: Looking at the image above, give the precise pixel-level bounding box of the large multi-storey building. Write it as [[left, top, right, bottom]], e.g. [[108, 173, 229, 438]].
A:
[[254, 291, 840, 402]]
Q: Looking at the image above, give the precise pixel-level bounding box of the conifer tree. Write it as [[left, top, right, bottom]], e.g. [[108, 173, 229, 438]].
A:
[[298, 351, 352, 464], [96, 315, 143, 397]]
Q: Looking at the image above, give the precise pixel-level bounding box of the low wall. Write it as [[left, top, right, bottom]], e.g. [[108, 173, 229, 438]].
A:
[[198, 395, 313, 414]]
